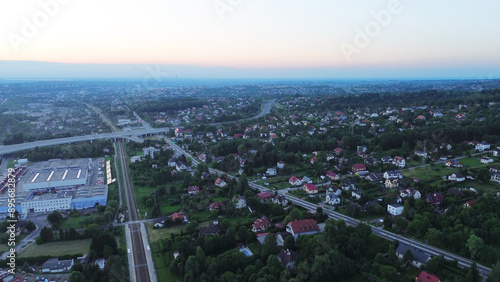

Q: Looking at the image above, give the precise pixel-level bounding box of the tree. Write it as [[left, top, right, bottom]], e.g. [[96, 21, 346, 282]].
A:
[[47, 210, 63, 229], [487, 261, 500, 282], [403, 249, 414, 266], [24, 221, 36, 232], [466, 234, 485, 260], [69, 271, 86, 282], [39, 227, 53, 243], [261, 233, 277, 259]]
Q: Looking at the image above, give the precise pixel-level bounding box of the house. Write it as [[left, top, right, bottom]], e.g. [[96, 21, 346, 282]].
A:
[[489, 165, 500, 173], [42, 258, 74, 273], [252, 217, 272, 232], [215, 178, 227, 187], [199, 223, 222, 235], [426, 193, 444, 205], [352, 164, 366, 173], [463, 200, 476, 208], [325, 171, 339, 181], [171, 212, 186, 222], [381, 156, 393, 164], [491, 173, 500, 183], [142, 147, 160, 159], [168, 159, 177, 167], [289, 176, 303, 186], [326, 194, 341, 205], [310, 157, 316, 165], [392, 156, 406, 168], [235, 196, 247, 209], [301, 176, 313, 184], [383, 170, 402, 179], [475, 142, 491, 151], [208, 202, 225, 211], [385, 178, 399, 188], [174, 128, 184, 138], [201, 172, 210, 179], [257, 192, 275, 202], [277, 232, 292, 246], [414, 150, 428, 158], [445, 160, 463, 168], [396, 244, 430, 268], [266, 167, 277, 176], [480, 157, 493, 164], [188, 186, 200, 195], [277, 161, 285, 169], [286, 219, 320, 240], [448, 173, 465, 182], [341, 179, 357, 191], [416, 271, 441, 282], [277, 249, 296, 270], [387, 204, 404, 216], [447, 188, 464, 197], [333, 147, 343, 155], [198, 154, 207, 162], [416, 115, 426, 120], [175, 162, 187, 172], [400, 188, 421, 199], [351, 189, 362, 199], [303, 184, 318, 194], [273, 195, 288, 206], [365, 172, 383, 183], [327, 187, 342, 196], [364, 157, 378, 166]]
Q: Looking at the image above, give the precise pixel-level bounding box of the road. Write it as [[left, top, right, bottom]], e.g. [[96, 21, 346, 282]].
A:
[[117, 142, 155, 282], [167, 137, 492, 278], [0, 99, 277, 156], [0, 214, 50, 260], [86, 103, 120, 132]]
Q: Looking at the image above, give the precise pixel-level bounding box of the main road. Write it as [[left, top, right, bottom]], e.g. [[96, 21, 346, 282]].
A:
[[166, 137, 492, 278]]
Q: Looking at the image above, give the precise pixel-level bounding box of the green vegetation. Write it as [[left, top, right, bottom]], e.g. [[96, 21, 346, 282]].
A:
[[19, 239, 91, 258]]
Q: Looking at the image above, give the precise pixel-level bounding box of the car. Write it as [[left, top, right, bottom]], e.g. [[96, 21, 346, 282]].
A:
[[264, 182, 269, 186]]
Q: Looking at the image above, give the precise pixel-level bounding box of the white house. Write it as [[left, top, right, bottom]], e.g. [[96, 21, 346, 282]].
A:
[[383, 170, 402, 179], [235, 196, 247, 209], [392, 156, 406, 168], [277, 161, 285, 169], [326, 194, 341, 205], [400, 188, 421, 200], [476, 142, 491, 151], [387, 204, 404, 216], [266, 167, 277, 176], [286, 219, 320, 240], [481, 157, 494, 164], [491, 173, 500, 184], [448, 173, 465, 182]]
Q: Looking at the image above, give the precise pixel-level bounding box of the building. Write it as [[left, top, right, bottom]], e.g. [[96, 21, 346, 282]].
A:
[[188, 186, 200, 195], [208, 202, 225, 211], [273, 195, 288, 206], [445, 160, 463, 168], [383, 170, 402, 179], [289, 176, 302, 186], [393, 156, 406, 168], [277, 249, 296, 270], [491, 173, 500, 183], [326, 194, 340, 206], [235, 196, 247, 209], [426, 193, 444, 205], [42, 258, 74, 273], [142, 147, 160, 159], [21, 191, 72, 214], [252, 217, 272, 232], [215, 178, 227, 187], [71, 185, 108, 210], [352, 164, 366, 173], [385, 178, 399, 188], [400, 188, 421, 199], [266, 167, 277, 176], [303, 184, 318, 194], [387, 204, 404, 216], [475, 142, 491, 151], [277, 161, 285, 169], [396, 244, 430, 268], [416, 271, 441, 282], [286, 219, 319, 240], [448, 173, 465, 182], [325, 171, 339, 181], [20, 158, 91, 192]]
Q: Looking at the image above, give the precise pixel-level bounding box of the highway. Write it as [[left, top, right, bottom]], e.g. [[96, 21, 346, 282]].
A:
[[117, 142, 154, 282], [166, 137, 492, 278]]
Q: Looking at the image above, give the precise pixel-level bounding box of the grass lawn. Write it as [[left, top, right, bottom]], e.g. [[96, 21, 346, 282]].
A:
[[19, 239, 91, 258], [161, 204, 180, 214], [403, 165, 455, 182], [212, 196, 226, 202], [60, 216, 87, 229], [0, 244, 9, 254], [454, 180, 500, 194], [7, 159, 14, 169]]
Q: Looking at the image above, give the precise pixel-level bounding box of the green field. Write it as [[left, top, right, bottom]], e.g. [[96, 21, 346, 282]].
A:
[[161, 204, 180, 214], [403, 165, 456, 182], [60, 216, 87, 229], [19, 239, 91, 258]]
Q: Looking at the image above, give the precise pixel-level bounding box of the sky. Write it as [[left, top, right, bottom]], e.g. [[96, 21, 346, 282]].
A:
[[1, 0, 500, 79]]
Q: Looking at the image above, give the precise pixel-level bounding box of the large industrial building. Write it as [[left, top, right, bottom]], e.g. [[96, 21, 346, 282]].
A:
[[19, 158, 91, 192], [0, 158, 108, 219]]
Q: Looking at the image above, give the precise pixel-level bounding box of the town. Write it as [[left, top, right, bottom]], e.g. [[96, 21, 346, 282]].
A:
[[0, 80, 499, 281]]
